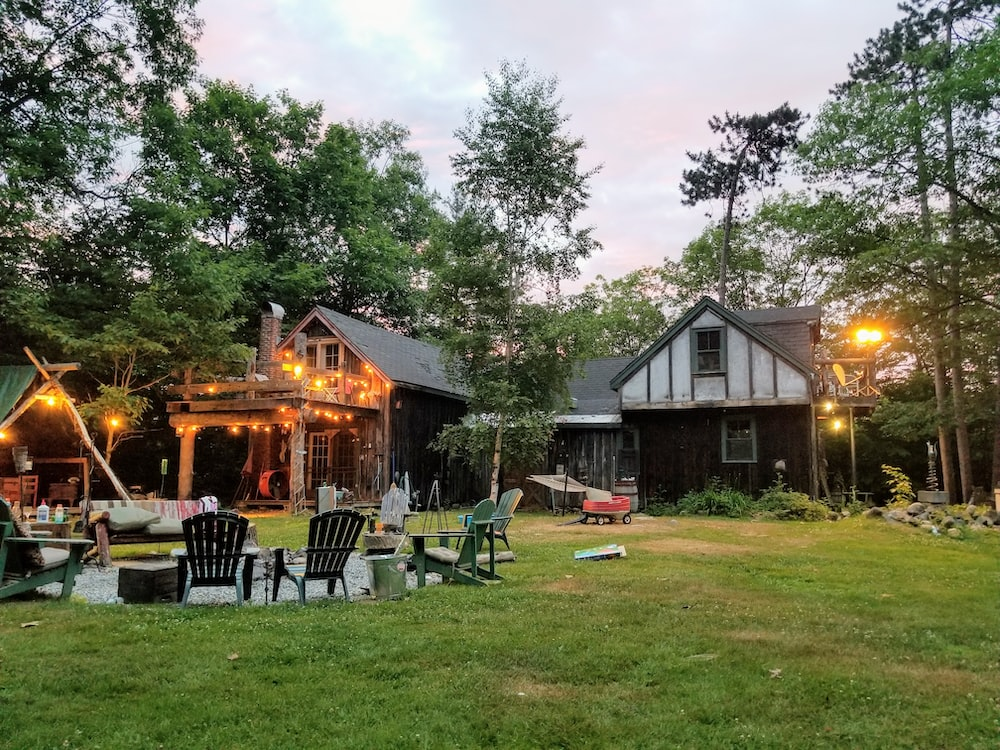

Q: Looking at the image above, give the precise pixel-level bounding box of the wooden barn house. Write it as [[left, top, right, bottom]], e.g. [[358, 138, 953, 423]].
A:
[[549, 297, 876, 506], [166, 303, 474, 511]]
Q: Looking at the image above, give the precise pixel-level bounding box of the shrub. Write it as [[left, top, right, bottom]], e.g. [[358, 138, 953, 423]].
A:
[[757, 478, 829, 520], [676, 478, 753, 518], [881, 464, 915, 506]]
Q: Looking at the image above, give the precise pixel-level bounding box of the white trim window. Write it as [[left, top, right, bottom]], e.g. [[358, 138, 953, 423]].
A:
[[722, 416, 756, 463]]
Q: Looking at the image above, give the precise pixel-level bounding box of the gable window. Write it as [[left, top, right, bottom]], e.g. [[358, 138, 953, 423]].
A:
[[306, 341, 340, 372], [722, 416, 756, 463], [693, 328, 724, 373]]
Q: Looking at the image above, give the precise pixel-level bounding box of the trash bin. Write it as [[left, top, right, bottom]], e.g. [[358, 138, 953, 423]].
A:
[[362, 553, 408, 600], [316, 486, 345, 513]]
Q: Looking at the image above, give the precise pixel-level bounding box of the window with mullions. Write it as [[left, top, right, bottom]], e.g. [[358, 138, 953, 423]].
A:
[[306, 342, 341, 371], [693, 328, 724, 373], [722, 416, 756, 463]]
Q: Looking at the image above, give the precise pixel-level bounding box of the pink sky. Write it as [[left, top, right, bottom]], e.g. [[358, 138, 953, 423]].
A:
[[193, 0, 904, 293]]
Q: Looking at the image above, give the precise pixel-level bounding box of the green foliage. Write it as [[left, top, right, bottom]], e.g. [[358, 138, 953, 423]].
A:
[[882, 464, 916, 506], [757, 477, 829, 520], [563, 267, 669, 358], [675, 477, 754, 518], [431, 410, 555, 472]]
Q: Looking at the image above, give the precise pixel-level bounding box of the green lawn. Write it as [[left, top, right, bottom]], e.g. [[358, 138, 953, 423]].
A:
[[2, 512, 998, 749]]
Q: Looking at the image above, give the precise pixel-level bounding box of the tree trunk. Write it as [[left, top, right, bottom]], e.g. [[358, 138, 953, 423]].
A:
[[992, 347, 1000, 490], [942, 10, 974, 502], [717, 146, 748, 305], [932, 335, 956, 500], [489, 418, 503, 502]]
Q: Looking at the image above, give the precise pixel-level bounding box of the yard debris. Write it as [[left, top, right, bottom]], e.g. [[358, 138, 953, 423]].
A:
[[20, 621, 40, 628], [769, 668, 783, 679], [573, 543, 627, 561]]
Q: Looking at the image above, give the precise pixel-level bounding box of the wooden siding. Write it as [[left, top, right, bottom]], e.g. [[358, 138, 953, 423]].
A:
[[389, 389, 477, 508], [633, 406, 813, 500], [549, 428, 622, 493]]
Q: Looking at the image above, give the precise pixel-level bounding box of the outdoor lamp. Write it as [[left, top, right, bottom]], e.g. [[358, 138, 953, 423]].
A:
[[855, 328, 883, 344]]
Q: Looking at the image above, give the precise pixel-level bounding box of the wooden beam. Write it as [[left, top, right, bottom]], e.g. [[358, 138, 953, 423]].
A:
[[0, 380, 60, 433], [22, 347, 80, 377], [165, 380, 304, 397], [166, 397, 305, 414], [47, 378, 132, 504], [168, 410, 301, 428]]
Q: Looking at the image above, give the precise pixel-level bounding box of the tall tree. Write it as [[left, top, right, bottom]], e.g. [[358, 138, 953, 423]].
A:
[[0, 0, 202, 357], [679, 104, 805, 305], [799, 0, 1000, 501], [139, 83, 432, 334], [665, 191, 845, 313], [428, 61, 600, 499]]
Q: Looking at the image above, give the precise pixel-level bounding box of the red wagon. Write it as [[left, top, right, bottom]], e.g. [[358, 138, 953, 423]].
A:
[[580, 495, 632, 525]]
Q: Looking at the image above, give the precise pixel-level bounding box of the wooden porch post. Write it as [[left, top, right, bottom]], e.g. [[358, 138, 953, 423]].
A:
[[177, 430, 196, 501]]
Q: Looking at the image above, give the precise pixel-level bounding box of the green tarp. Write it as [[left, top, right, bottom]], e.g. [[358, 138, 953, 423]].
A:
[[0, 366, 38, 422]]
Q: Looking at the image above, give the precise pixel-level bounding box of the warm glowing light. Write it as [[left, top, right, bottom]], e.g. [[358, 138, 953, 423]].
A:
[[293, 364, 303, 378], [825, 401, 835, 412], [833, 419, 844, 430], [207, 385, 216, 393], [855, 328, 883, 344], [0, 431, 6, 440], [109, 417, 120, 428], [314, 378, 325, 388], [230, 426, 240, 434]]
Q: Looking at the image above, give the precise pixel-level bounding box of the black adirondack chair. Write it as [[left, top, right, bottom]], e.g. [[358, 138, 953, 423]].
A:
[[272, 509, 365, 604], [179, 511, 252, 607]]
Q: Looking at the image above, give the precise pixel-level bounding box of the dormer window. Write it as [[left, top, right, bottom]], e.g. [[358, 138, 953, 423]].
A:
[[693, 328, 725, 373]]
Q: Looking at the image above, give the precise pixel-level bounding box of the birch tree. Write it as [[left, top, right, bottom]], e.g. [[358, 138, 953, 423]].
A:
[[429, 61, 600, 499]]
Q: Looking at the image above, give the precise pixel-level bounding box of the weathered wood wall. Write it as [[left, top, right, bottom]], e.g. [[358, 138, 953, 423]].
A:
[[390, 389, 477, 508], [631, 405, 813, 501], [549, 428, 621, 492]]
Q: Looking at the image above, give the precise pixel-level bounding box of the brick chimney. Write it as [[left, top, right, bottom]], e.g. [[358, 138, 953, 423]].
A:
[[258, 301, 285, 379]]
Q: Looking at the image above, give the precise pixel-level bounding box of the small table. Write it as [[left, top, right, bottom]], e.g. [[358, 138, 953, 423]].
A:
[[28, 521, 71, 550]]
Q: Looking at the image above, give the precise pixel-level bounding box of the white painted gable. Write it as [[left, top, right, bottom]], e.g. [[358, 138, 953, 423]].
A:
[[618, 306, 812, 410]]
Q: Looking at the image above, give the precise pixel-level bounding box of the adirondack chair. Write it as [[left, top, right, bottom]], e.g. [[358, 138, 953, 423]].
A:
[[272, 509, 365, 604], [177, 511, 253, 607], [378, 484, 410, 532], [409, 498, 501, 587], [1, 500, 93, 601], [491, 488, 523, 551]]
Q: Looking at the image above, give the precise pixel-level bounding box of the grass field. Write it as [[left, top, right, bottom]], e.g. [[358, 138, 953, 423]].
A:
[[2, 511, 998, 749]]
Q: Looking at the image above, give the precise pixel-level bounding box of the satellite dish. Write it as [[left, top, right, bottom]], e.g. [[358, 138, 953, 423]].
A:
[[832, 363, 847, 387]]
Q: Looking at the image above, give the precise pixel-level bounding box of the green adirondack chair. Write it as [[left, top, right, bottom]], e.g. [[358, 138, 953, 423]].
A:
[[1, 500, 93, 601], [491, 487, 523, 551], [410, 498, 501, 587]]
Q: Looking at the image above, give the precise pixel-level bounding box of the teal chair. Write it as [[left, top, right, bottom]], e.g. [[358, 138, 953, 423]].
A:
[[410, 498, 501, 587]]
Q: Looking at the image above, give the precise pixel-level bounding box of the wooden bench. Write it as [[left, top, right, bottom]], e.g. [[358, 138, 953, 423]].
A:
[[84, 499, 210, 566]]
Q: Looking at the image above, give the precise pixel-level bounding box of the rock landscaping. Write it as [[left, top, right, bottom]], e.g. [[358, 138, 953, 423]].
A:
[[863, 501, 999, 537]]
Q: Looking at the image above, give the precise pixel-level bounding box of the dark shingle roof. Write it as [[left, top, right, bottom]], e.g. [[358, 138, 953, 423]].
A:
[[735, 305, 821, 326], [313, 307, 464, 398], [568, 357, 633, 415]]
